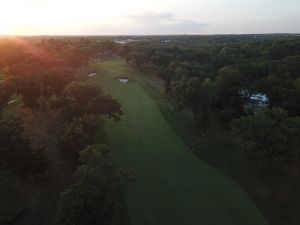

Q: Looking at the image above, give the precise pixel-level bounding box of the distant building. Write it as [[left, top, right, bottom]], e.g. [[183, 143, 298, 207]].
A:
[[241, 90, 269, 113], [115, 39, 139, 45], [160, 40, 171, 44]]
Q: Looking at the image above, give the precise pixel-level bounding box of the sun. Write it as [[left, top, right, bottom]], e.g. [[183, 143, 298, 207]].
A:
[[0, 0, 164, 35], [0, 0, 122, 35], [0, 1, 25, 35], [0, 19, 28, 35], [0, 0, 63, 35]]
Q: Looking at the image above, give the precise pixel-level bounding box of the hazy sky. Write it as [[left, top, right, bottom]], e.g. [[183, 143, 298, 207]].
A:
[[0, 0, 300, 35]]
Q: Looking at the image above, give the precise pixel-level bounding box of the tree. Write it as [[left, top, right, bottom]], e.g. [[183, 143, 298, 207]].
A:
[[0, 118, 47, 177], [59, 115, 104, 167], [0, 169, 26, 225], [215, 66, 243, 123], [170, 77, 214, 127], [44, 66, 75, 95], [233, 108, 300, 167], [0, 82, 14, 110], [56, 144, 128, 225], [55, 82, 122, 120]]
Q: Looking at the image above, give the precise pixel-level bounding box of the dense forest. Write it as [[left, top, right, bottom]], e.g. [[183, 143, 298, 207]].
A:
[[0, 37, 132, 225], [0, 35, 300, 225]]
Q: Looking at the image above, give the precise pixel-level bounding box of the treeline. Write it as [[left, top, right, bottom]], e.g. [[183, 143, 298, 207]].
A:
[[123, 35, 300, 170], [0, 38, 130, 225]]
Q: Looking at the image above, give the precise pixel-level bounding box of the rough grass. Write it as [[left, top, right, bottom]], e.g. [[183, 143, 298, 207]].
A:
[[87, 60, 268, 225]]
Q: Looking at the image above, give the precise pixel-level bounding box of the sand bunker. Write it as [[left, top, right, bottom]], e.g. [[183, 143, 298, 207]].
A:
[[88, 73, 97, 77], [118, 78, 129, 83], [8, 100, 17, 105]]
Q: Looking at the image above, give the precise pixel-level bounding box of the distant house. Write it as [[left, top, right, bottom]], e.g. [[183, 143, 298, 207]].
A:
[[160, 39, 171, 44], [241, 90, 269, 113], [115, 39, 137, 45]]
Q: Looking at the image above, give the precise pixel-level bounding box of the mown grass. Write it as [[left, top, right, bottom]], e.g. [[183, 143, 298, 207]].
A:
[[87, 60, 268, 225], [135, 65, 295, 225]]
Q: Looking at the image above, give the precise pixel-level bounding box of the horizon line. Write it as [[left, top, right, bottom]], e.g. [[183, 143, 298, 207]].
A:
[[1, 32, 300, 37]]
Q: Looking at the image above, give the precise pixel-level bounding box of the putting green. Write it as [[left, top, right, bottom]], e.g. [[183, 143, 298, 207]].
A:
[[91, 60, 268, 225]]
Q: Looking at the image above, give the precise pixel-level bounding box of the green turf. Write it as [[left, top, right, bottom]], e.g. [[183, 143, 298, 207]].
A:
[[90, 60, 268, 225]]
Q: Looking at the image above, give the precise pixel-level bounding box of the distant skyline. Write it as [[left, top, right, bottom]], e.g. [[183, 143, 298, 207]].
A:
[[0, 0, 300, 35]]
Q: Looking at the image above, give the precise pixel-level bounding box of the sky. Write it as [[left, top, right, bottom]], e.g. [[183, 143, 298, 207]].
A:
[[0, 0, 300, 35]]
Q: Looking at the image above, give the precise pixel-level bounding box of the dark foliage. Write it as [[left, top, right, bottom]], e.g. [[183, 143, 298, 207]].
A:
[[57, 145, 127, 225]]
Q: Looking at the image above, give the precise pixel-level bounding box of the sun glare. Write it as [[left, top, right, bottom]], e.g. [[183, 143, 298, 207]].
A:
[[0, 0, 299, 35], [0, 0, 172, 35], [0, 0, 125, 35]]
